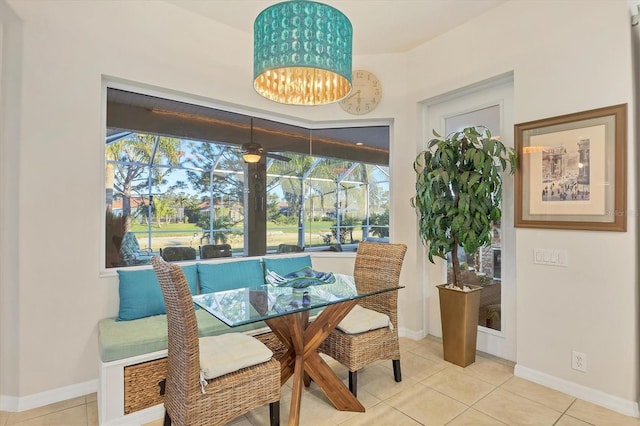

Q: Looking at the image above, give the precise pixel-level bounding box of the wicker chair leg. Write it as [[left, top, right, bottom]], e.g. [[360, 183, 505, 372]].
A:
[[269, 401, 280, 426], [393, 359, 402, 382], [348, 371, 357, 397], [303, 372, 312, 387], [163, 411, 171, 426]]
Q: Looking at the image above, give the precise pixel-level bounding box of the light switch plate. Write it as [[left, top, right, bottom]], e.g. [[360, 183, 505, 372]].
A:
[[534, 248, 568, 267]]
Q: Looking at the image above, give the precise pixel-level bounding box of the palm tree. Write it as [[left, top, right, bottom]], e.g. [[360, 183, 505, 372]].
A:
[[151, 196, 176, 226], [106, 133, 181, 231], [267, 153, 315, 246], [182, 142, 246, 228]]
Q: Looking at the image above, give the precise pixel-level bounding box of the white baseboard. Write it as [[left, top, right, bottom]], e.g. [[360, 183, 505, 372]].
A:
[[514, 364, 640, 418], [0, 395, 18, 412], [398, 327, 424, 341], [0, 379, 98, 412], [102, 404, 164, 426]]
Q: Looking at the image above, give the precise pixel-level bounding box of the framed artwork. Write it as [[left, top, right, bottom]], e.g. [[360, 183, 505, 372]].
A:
[[515, 104, 627, 231]]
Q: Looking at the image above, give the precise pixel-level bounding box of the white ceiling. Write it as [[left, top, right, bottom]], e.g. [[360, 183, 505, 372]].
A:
[[164, 0, 506, 55]]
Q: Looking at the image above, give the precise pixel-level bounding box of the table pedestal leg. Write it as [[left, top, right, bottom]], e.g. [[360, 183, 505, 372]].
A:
[[266, 300, 364, 426]]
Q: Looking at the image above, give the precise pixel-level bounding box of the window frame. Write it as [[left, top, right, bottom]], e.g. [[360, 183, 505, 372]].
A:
[[102, 82, 391, 271]]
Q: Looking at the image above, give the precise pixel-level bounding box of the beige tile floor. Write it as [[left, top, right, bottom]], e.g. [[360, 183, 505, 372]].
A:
[[2, 337, 639, 426]]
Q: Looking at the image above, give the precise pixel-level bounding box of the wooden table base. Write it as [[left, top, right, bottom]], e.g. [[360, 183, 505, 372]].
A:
[[265, 299, 365, 426]]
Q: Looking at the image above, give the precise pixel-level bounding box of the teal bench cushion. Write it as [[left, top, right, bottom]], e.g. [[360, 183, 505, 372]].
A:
[[98, 310, 268, 362], [197, 259, 264, 293], [263, 255, 312, 281], [116, 265, 198, 321]]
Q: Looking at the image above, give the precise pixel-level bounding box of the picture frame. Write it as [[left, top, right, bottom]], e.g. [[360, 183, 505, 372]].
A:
[[514, 104, 627, 231]]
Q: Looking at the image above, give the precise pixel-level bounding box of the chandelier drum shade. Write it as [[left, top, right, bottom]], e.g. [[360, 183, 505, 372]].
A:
[[253, 0, 353, 105]]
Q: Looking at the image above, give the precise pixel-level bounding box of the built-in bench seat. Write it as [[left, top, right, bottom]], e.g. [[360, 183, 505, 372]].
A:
[[98, 255, 310, 425], [98, 310, 270, 363]]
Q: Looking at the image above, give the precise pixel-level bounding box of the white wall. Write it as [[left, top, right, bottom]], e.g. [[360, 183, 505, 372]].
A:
[[0, 0, 636, 417], [406, 0, 637, 414], [0, 0, 22, 403], [0, 0, 415, 406]]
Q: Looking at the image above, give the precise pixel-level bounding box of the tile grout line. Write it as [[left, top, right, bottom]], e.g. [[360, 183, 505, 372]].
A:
[[419, 375, 494, 408], [466, 384, 510, 424], [497, 381, 578, 421], [415, 375, 507, 425], [551, 399, 596, 426]]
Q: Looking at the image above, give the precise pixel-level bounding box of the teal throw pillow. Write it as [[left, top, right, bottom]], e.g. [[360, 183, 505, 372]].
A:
[[198, 259, 264, 293], [263, 255, 312, 282], [117, 264, 197, 321]]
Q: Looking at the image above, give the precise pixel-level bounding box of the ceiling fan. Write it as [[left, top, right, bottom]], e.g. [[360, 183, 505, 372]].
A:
[[241, 142, 291, 163], [241, 118, 291, 163]]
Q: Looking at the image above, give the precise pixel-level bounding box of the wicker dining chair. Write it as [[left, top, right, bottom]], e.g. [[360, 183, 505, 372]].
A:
[[151, 256, 281, 426], [318, 241, 407, 396]]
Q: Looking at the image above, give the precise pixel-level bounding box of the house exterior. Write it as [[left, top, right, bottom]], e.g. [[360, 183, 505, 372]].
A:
[[0, 0, 638, 419]]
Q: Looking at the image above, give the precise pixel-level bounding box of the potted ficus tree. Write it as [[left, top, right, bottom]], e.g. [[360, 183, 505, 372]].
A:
[[410, 126, 516, 367]]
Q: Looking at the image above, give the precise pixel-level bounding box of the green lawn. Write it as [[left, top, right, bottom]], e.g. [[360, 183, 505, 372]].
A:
[[130, 222, 202, 236], [128, 219, 365, 253], [130, 220, 338, 237]]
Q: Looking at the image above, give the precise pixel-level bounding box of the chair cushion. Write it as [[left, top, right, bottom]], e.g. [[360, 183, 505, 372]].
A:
[[197, 259, 264, 293], [199, 333, 273, 380], [263, 255, 312, 282], [336, 305, 391, 334], [117, 265, 198, 321]]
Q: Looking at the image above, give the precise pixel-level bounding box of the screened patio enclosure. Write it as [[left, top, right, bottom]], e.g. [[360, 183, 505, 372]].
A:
[[105, 88, 390, 268], [266, 153, 390, 249], [105, 131, 389, 268]]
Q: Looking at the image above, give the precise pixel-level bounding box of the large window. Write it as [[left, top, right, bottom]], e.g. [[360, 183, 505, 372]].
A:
[[105, 88, 390, 268], [265, 157, 390, 249]]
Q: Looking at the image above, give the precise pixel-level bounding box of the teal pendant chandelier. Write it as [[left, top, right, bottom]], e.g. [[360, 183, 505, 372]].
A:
[[253, 0, 353, 105]]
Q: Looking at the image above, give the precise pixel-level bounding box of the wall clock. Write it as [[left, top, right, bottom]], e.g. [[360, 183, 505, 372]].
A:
[[339, 70, 382, 115]]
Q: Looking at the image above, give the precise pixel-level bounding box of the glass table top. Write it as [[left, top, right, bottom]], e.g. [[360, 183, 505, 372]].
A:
[[193, 274, 403, 327]]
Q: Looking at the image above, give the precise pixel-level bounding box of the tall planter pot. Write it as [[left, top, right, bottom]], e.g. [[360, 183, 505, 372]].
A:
[[437, 284, 482, 367]]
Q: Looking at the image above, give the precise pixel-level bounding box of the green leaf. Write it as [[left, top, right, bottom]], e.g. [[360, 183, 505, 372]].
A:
[[440, 149, 448, 165], [484, 137, 495, 154], [467, 147, 477, 162], [473, 150, 483, 169], [468, 173, 481, 187]]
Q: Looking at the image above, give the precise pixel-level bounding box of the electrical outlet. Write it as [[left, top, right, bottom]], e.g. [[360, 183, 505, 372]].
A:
[[572, 351, 587, 372]]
